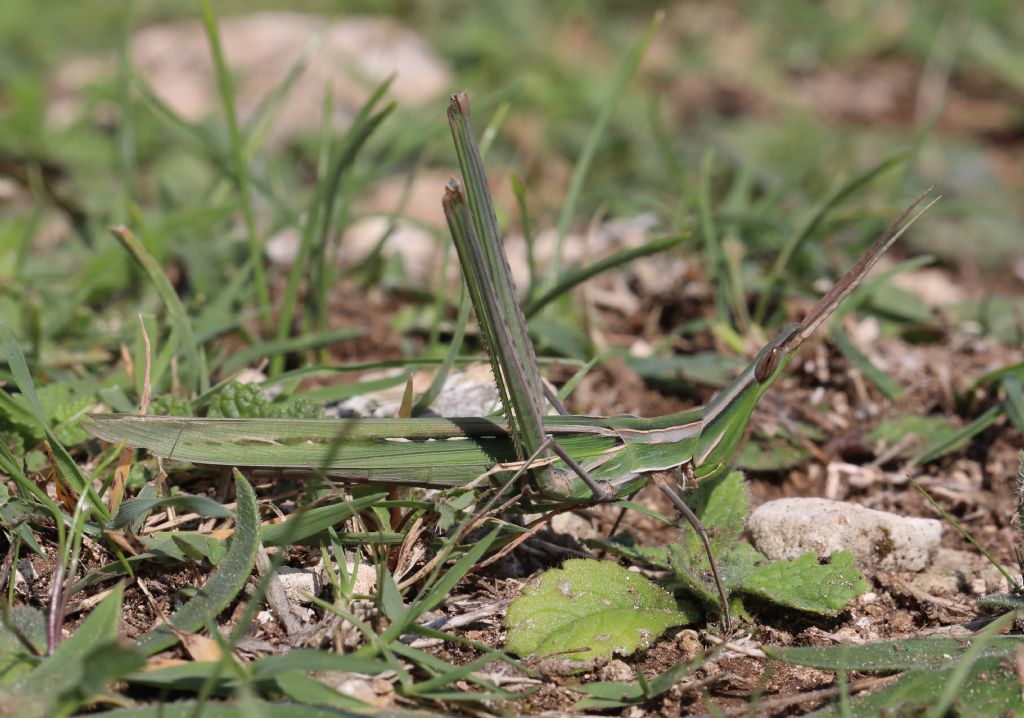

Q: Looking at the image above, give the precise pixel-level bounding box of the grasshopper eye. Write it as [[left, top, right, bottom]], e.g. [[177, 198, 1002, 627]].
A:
[[754, 347, 780, 384]]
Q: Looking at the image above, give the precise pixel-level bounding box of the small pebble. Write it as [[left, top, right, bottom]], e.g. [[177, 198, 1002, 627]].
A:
[[277, 566, 322, 604], [597, 659, 634, 682], [748, 498, 942, 572]]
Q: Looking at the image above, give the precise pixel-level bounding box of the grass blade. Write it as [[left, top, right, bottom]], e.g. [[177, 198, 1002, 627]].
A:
[[1002, 376, 1024, 434], [413, 287, 472, 415], [909, 403, 1001, 466], [550, 11, 664, 280], [199, 0, 270, 325], [261, 493, 389, 547], [832, 327, 903, 400], [524, 233, 687, 318], [0, 324, 108, 521], [276, 81, 395, 369], [753, 151, 911, 325], [311, 94, 396, 339], [110, 227, 200, 396], [136, 470, 260, 656], [219, 327, 364, 375], [379, 526, 499, 641]]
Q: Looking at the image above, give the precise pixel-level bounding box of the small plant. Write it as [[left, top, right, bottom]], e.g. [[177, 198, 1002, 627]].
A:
[[505, 559, 700, 661], [507, 470, 869, 661]]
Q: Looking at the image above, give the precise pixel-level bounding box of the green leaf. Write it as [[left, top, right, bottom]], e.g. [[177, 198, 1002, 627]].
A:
[[249, 649, 389, 680], [736, 551, 869, 616], [2, 585, 144, 717], [867, 415, 962, 459], [109, 227, 201, 395], [0, 606, 46, 686], [0, 324, 108, 520], [1003, 376, 1024, 434], [272, 671, 370, 710], [624, 352, 745, 389], [773, 617, 1023, 717], [586, 533, 672, 570], [977, 592, 1024, 611], [85, 699, 428, 717], [261, 493, 388, 546], [171, 531, 228, 564], [737, 428, 810, 472], [219, 328, 365, 375], [910, 404, 1002, 466], [136, 470, 260, 655], [863, 283, 934, 325], [806, 660, 1022, 718], [832, 327, 903, 400], [504, 559, 699, 661], [767, 634, 1024, 672], [523, 234, 688, 318], [680, 470, 748, 557], [123, 661, 233, 693], [108, 494, 235, 530]]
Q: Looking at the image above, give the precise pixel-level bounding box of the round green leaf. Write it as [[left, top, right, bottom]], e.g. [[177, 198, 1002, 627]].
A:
[[505, 559, 698, 660]]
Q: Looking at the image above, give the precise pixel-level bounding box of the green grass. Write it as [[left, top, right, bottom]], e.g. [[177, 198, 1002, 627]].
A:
[[1, 1, 1023, 715]]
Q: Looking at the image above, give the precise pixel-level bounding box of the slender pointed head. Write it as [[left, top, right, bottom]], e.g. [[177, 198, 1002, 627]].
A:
[[692, 189, 939, 478]]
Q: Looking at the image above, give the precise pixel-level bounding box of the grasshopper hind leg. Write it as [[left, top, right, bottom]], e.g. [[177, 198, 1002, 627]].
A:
[[655, 471, 732, 632]]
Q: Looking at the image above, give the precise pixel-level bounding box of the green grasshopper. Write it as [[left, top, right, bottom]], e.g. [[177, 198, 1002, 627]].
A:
[[88, 193, 935, 521], [88, 191, 933, 631]]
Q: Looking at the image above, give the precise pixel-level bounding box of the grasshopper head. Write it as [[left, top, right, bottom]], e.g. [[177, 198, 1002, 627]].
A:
[[690, 189, 938, 479], [691, 322, 805, 476]]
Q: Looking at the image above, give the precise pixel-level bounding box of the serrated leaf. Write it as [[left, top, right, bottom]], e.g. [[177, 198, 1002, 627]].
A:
[[504, 559, 699, 660], [737, 551, 868, 616], [669, 539, 760, 615], [108, 494, 235, 530], [136, 470, 260, 655]]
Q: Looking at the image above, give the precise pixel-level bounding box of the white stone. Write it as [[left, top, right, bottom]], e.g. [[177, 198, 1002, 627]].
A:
[[277, 566, 322, 604], [51, 13, 451, 145], [342, 561, 378, 596], [332, 363, 499, 418], [748, 498, 942, 572]]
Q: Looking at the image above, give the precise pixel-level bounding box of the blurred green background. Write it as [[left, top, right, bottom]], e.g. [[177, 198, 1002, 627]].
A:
[[0, 0, 1021, 374]]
